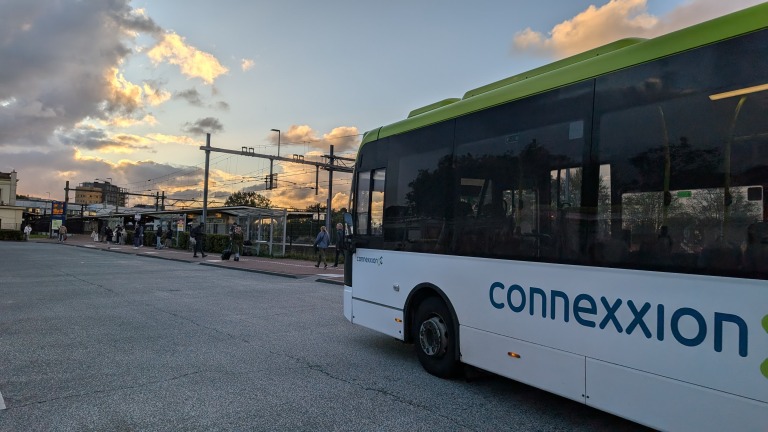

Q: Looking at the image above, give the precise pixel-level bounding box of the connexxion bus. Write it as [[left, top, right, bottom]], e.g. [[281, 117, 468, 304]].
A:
[[343, 4, 768, 431]]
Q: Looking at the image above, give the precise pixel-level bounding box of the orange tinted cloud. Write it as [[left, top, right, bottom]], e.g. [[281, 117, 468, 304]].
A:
[[512, 0, 764, 58], [241, 58, 255, 71], [147, 32, 229, 84], [513, 0, 656, 57]]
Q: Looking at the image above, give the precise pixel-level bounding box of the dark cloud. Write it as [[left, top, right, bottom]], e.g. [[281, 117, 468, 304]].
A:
[[0, 0, 155, 149], [182, 117, 224, 135], [215, 101, 230, 111], [57, 127, 149, 151], [174, 88, 229, 111], [175, 88, 204, 106]]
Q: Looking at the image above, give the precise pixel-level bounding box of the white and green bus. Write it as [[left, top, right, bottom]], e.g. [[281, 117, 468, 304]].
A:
[[343, 4, 768, 431]]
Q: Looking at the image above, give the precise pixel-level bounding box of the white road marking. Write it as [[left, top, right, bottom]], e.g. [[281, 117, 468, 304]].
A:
[[0, 390, 6, 409]]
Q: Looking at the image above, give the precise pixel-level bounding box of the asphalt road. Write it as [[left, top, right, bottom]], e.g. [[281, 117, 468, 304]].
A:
[[0, 242, 649, 431]]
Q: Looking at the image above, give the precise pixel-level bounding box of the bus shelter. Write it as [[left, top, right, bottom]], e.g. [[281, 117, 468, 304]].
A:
[[108, 206, 289, 257]]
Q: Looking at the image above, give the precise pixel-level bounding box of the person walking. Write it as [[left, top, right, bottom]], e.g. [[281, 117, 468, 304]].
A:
[[23, 224, 32, 241], [230, 223, 244, 262], [314, 225, 331, 268], [105, 226, 113, 244], [332, 222, 344, 267], [191, 222, 207, 258], [58, 225, 67, 242]]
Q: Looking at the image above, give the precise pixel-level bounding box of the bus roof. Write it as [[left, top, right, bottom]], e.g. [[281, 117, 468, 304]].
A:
[[360, 2, 768, 148]]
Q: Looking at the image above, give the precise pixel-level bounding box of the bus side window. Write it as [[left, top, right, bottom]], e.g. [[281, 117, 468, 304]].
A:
[[355, 169, 386, 237], [356, 171, 371, 235]]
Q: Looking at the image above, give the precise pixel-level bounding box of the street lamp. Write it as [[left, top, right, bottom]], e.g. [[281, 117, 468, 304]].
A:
[[271, 129, 281, 157]]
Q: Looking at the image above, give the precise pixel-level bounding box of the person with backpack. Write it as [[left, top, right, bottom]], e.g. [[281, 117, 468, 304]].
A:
[[313, 225, 330, 269]]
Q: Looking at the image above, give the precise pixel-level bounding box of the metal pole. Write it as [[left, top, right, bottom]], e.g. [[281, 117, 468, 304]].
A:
[[326, 145, 334, 230], [202, 133, 211, 229], [269, 216, 274, 256], [64, 181, 69, 225], [269, 159, 273, 190], [282, 209, 287, 256]]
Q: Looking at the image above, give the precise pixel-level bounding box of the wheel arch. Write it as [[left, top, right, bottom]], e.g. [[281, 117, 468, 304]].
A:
[[404, 283, 461, 361]]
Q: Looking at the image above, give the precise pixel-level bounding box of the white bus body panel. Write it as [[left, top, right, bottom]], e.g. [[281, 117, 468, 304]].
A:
[[460, 326, 586, 402], [348, 297, 404, 339], [348, 249, 768, 429], [587, 358, 768, 432]]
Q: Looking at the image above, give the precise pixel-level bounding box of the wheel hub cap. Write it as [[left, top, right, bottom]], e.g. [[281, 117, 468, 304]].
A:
[[419, 316, 448, 356]]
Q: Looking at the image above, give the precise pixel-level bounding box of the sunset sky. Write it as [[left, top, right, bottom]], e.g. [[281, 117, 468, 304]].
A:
[[1, 0, 763, 210]]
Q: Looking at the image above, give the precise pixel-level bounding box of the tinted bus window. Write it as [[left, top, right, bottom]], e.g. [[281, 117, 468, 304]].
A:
[[383, 121, 455, 252], [453, 81, 594, 262], [595, 29, 768, 279]]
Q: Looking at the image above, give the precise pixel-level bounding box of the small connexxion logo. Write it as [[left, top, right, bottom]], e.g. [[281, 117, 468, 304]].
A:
[[357, 255, 383, 266]]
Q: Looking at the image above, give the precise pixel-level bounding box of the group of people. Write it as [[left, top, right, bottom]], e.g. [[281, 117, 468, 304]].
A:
[[100, 225, 124, 244], [46, 217, 346, 268]]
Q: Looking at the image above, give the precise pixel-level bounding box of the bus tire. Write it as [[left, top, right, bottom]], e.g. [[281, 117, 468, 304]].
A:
[[414, 297, 461, 378]]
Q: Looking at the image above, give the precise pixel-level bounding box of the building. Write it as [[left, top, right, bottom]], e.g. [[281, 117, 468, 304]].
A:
[[75, 181, 127, 207], [0, 171, 25, 230], [74, 185, 102, 205]]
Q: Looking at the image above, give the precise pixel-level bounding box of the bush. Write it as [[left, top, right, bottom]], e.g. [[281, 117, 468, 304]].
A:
[[0, 230, 25, 241]]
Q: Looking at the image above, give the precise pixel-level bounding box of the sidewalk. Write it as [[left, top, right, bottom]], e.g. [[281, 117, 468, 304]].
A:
[[36, 235, 344, 284]]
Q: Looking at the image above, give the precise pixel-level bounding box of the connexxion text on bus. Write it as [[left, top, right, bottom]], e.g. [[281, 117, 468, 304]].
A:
[[342, 3, 768, 431]]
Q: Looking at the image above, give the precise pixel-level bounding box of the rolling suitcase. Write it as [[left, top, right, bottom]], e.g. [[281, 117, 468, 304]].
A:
[[221, 249, 232, 260]]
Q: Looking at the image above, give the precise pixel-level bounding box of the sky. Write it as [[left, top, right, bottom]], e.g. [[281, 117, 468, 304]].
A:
[[1, 0, 764, 210]]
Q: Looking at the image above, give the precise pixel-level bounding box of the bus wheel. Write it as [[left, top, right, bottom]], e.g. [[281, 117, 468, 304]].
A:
[[414, 297, 461, 378]]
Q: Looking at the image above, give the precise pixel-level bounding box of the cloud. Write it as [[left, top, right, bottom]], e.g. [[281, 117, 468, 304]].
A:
[[215, 101, 230, 111], [174, 87, 229, 110], [323, 127, 361, 153], [142, 82, 171, 106], [275, 125, 360, 153], [241, 58, 255, 72], [512, 0, 764, 58], [0, 1, 181, 151], [0, 1, 136, 148], [146, 133, 200, 146], [175, 88, 204, 106], [58, 125, 153, 153], [103, 67, 145, 115], [102, 114, 158, 128], [182, 117, 224, 135], [4, 146, 195, 202], [147, 32, 229, 84]]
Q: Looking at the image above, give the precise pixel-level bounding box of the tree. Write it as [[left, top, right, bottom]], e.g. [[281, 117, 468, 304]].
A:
[[225, 191, 271, 208]]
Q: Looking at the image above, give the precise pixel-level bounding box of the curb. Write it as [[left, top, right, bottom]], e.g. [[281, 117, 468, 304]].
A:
[[198, 262, 300, 279]]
